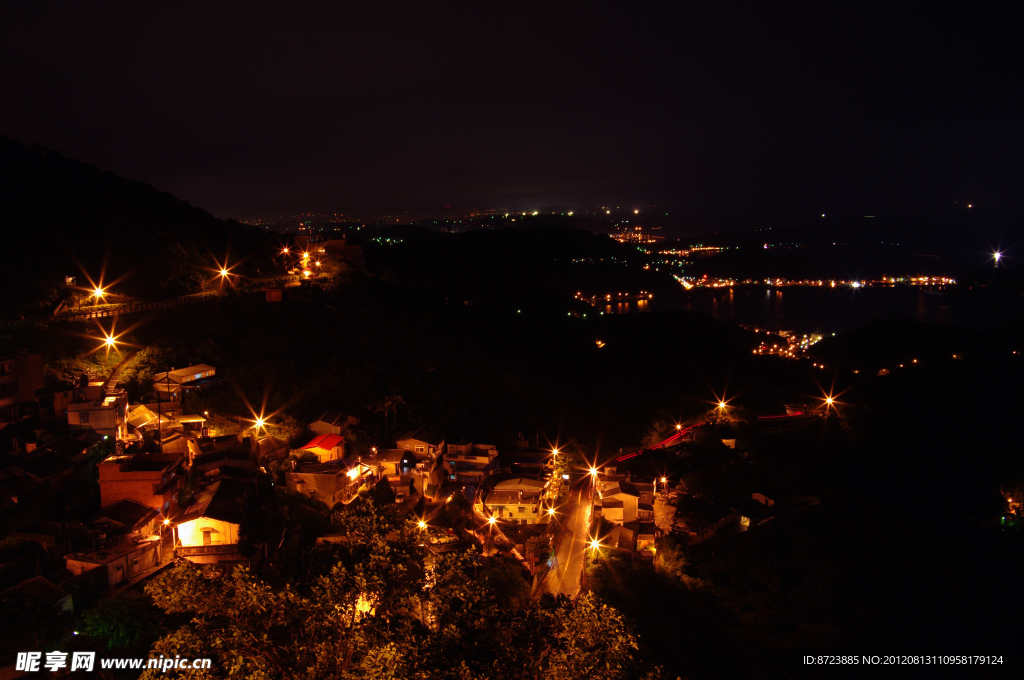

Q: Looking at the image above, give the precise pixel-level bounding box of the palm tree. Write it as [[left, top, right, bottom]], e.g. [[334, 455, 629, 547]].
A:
[[372, 394, 406, 446]]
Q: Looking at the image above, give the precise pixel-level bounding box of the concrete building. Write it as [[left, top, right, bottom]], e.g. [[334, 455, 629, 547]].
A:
[[599, 481, 656, 525], [98, 452, 183, 515], [482, 477, 546, 525], [443, 442, 498, 484], [67, 385, 128, 441], [0, 352, 43, 423], [287, 461, 367, 507], [65, 534, 162, 589]]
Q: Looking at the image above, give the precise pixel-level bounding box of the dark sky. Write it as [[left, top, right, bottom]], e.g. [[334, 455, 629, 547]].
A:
[[1, 3, 1021, 221]]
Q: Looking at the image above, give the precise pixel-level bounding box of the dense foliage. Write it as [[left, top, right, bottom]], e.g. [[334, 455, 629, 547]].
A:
[[140, 500, 655, 680]]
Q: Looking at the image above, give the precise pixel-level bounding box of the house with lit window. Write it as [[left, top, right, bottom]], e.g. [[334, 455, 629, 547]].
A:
[[152, 364, 218, 389], [481, 477, 545, 525], [395, 429, 445, 463], [67, 386, 129, 441], [300, 433, 346, 462], [174, 477, 256, 567]]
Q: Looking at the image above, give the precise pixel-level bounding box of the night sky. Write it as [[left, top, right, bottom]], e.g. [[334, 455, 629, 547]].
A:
[[2, 4, 1021, 221]]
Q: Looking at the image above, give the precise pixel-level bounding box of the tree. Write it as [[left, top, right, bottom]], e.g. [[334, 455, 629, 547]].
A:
[[140, 499, 659, 679], [371, 394, 406, 445], [80, 591, 163, 652]]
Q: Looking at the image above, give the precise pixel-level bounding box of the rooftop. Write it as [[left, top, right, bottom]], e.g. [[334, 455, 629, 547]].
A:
[[396, 428, 444, 446], [178, 477, 253, 525], [99, 498, 159, 529], [67, 534, 161, 565], [301, 433, 346, 451]]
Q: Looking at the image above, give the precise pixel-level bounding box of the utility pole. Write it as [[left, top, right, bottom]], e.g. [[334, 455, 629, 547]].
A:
[[157, 370, 172, 452]]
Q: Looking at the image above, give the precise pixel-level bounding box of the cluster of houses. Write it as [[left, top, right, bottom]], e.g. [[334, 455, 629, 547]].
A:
[[592, 466, 659, 557], [0, 363, 283, 615]]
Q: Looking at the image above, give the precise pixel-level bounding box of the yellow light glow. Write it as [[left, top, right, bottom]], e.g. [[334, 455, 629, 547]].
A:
[[588, 539, 602, 550], [254, 418, 265, 430], [718, 401, 727, 409], [675, 424, 682, 430], [552, 448, 559, 455], [347, 467, 359, 479], [548, 507, 556, 516], [93, 287, 105, 297], [220, 269, 229, 277], [303, 270, 311, 277], [825, 397, 833, 405], [163, 519, 170, 525], [417, 520, 427, 529], [589, 467, 598, 477], [104, 335, 116, 348], [487, 516, 497, 525], [661, 477, 667, 483]]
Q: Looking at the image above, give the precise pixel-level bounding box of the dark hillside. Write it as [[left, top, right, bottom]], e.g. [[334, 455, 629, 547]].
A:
[[0, 136, 275, 314]]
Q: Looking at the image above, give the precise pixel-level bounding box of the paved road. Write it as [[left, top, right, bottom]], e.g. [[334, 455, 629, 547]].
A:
[[542, 473, 594, 598]]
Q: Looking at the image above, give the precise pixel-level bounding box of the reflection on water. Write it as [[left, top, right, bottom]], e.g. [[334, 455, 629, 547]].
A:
[[604, 287, 1024, 333], [603, 298, 649, 315]]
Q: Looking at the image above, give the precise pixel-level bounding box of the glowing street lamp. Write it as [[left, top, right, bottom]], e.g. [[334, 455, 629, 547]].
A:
[[994, 251, 1002, 265], [547, 507, 556, 517], [220, 268, 230, 277], [93, 287, 105, 298], [718, 401, 727, 410], [675, 424, 682, 430], [487, 516, 497, 526], [588, 538, 603, 551], [588, 467, 598, 478], [104, 335, 117, 348], [417, 520, 427, 530]]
